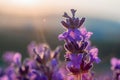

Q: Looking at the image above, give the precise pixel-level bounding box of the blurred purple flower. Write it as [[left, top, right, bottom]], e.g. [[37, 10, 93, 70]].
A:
[[0, 75, 9, 80], [111, 57, 120, 70], [2, 52, 15, 63], [52, 71, 64, 80], [13, 52, 22, 66], [33, 44, 51, 64], [0, 9, 101, 80], [89, 48, 101, 63], [111, 57, 120, 80], [27, 41, 36, 57]]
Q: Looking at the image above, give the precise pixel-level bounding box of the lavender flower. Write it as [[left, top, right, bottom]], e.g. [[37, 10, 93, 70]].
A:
[[2, 51, 15, 64], [58, 9, 101, 80], [0, 42, 64, 80], [30, 43, 64, 80], [89, 48, 101, 63], [0, 9, 101, 80], [111, 57, 120, 80]]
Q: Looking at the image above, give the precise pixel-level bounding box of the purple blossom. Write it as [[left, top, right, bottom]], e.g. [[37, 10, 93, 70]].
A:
[[111, 57, 120, 70], [2, 52, 15, 63], [5, 66, 17, 80], [0, 9, 101, 80], [80, 27, 93, 41], [89, 48, 101, 63], [52, 71, 64, 80], [50, 58, 58, 68], [64, 40, 88, 53], [27, 41, 36, 57], [58, 29, 82, 42], [30, 70, 48, 80], [82, 72, 95, 80], [59, 9, 101, 80], [13, 52, 22, 66], [0, 42, 65, 80], [23, 58, 37, 69], [61, 9, 85, 29], [0, 75, 9, 80], [65, 53, 83, 74], [33, 44, 51, 64], [111, 57, 120, 80], [29, 42, 64, 80]]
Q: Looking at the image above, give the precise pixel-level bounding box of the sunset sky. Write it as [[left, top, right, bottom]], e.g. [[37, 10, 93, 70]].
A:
[[0, 0, 120, 22]]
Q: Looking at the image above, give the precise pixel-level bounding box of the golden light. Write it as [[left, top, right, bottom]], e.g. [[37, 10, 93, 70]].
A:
[[0, 0, 51, 17], [11, 0, 41, 7], [0, 0, 120, 22]]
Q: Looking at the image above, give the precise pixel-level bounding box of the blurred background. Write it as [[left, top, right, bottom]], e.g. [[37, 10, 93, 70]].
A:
[[0, 0, 120, 76]]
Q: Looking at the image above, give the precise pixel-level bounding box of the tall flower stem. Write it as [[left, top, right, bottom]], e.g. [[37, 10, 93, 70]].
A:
[[75, 74, 82, 80]]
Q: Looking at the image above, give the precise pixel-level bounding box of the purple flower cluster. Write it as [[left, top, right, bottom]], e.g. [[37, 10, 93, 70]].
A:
[[0, 42, 64, 80], [111, 57, 120, 80], [0, 9, 101, 80], [58, 9, 101, 79]]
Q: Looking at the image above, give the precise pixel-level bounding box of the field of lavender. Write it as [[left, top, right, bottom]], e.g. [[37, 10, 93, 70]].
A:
[[0, 9, 120, 80]]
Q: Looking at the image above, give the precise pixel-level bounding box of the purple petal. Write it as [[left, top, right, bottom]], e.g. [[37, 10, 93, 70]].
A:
[[13, 52, 22, 65], [58, 32, 68, 40], [51, 58, 58, 68], [27, 41, 36, 57], [94, 57, 101, 63], [89, 48, 101, 63], [78, 54, 83, 63], [85, 32, 93, 40], [111, 57, 118, 67], [80, 27, 87, 35], [52, 71, 64, 80], [89, 48, 98, 58]]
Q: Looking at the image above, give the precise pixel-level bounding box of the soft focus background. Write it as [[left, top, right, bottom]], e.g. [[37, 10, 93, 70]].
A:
[[0, 0, 120, 77]]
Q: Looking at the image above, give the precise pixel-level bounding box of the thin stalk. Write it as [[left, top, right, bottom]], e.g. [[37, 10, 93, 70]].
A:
[[75, 74, 82, 80]]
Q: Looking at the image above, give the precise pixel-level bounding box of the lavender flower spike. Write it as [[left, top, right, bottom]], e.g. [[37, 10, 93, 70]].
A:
[[59, 9, 101, 80], [0, 42, 65, 80]]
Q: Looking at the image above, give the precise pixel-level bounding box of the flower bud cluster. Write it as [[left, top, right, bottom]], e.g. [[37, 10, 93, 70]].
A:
[[58, 9, 101, 79], [0, 9, 101, 80], [0, 42, 63, 80]]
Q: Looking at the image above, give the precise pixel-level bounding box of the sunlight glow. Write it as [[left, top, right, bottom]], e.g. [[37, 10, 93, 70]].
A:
[[11, 0, 41, 7], [0, 0, 120, 22]]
